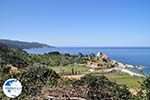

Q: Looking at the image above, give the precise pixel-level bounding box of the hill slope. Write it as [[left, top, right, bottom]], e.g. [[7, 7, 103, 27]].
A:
[[0, 39, 52, 49], [0, 43, 29, 68]]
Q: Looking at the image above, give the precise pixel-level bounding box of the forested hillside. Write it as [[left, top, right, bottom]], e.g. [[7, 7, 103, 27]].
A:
[[0, 39, 51, 49], [0, 43, 29, 68]]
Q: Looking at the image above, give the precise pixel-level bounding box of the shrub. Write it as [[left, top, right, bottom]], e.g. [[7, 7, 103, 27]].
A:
[[135, 76, 150, 100], [73, 75, 132, 100], [1, 66, 60, 99]]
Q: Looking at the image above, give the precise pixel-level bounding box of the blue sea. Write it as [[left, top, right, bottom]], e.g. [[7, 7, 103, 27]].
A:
[[24, 47, 150, 74]]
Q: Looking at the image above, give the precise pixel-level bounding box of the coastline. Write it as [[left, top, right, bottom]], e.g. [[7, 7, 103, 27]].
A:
[[24, 47, 149, 76], [110, 60, 145, 77], [106, 67, 145, 77]]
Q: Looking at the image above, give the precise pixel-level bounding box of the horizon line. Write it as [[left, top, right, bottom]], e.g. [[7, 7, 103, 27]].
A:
[[1, 38, 150, 48]]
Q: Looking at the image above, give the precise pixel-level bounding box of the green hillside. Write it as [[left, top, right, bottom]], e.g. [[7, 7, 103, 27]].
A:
[[0, 43, 29, 68], [0, 39, 52, 49]]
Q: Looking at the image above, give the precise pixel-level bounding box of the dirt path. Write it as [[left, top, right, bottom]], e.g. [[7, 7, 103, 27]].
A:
[[129, 89, 139, 95], [62, 74, 85, 80]]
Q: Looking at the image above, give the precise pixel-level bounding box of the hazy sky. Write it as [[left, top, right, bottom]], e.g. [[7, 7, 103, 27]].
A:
[[0, 0, 150, 47]]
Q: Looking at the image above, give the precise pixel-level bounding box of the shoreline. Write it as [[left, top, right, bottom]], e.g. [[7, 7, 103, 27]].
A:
[[109, 67, 145, 77]]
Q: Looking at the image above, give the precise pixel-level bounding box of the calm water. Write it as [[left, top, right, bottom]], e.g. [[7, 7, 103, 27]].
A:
[[24, 47, 150, 74]]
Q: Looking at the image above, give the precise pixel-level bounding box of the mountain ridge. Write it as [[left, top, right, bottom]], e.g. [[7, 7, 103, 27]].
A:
[[0, 39, 53, 49]]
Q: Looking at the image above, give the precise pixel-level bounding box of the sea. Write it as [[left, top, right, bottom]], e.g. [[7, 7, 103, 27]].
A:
[[24, 47, 150, 74]]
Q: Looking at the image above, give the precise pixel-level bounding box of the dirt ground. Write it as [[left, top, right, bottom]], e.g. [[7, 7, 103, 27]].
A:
[[62, 74, 85, 80]]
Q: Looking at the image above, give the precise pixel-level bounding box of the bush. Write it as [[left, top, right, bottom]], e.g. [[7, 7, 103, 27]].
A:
[[135, 76, 150, 100], [73, 75, 132, 100], [1, 66, 60, 99]]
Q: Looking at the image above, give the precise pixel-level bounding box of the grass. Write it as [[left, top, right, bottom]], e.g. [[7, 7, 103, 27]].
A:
[[49, 66, 91, 75], [50, 66, 143, 89], [100, 72, 143, 89]]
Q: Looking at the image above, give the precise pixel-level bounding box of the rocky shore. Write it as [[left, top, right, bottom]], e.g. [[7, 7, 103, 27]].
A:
[[90, 52, 145, 77], [104, 67, 145, 77], [111, 60, 145, 77]]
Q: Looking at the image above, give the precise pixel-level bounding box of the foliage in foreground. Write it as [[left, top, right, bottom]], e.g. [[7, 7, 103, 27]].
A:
[[0, 66, 60, 99], [41, 75, 150, 100], [134, 76, 150, 100], [2, 67, 150, 100], [73, 75, 132, 100]]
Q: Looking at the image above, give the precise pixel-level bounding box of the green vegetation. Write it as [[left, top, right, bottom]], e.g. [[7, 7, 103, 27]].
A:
[[50, 66, 90, 75], [134, 76, 150, 100], [28, 52, 90, 67], [0, 65, 60, 99], [1, 43, 150, 99], [104, 72, 143, 89], [0, 43, 29, 68], [73, 75, 132, 100]]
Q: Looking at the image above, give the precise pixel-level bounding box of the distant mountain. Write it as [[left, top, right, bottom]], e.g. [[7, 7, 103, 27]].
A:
[[0, 39, 52, 49]]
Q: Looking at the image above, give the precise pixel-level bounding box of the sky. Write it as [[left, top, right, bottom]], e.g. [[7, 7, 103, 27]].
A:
[[0, 0, 150, 47]]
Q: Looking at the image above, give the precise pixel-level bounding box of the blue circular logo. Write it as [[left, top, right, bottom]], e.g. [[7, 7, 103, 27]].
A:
[[3, 79, 22, 98]]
